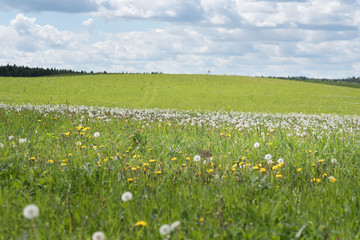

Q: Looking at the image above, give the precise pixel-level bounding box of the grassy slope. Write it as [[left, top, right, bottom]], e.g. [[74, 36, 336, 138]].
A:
[[0, 74, 359, 114]]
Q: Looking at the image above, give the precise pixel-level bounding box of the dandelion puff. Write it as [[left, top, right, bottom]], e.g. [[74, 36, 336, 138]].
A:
[[265, 154, 272, 161], [254, 142, 260, 148], [159, 224, 171, 236], [277, 158, 284, 164], [267, 160, 273, 165], [0, 143, 3, 148], [23, 204, 39, 219], [194, 155, 201, 162], [121, 192, 133, 202], [19, 138, 27, 143], [202, 160, 207, 165], [170, 221, 180, 231], [94, 132, 100, 138], [331, 158, 337, 164], [8, 135, 14, 140], [92, 231, 106, 240]]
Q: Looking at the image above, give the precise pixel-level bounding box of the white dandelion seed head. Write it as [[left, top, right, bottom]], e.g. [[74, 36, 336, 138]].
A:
[[159, 224, 171, 236], [331, 158, 337, 164], [254, 142, 260, 148], [121, 192, 133, 202], [19, 138, 26, 143], [92, 231, 106, 240], [265, 154, 272, 161], [0, 143, 3, 148], [170, 221, 180, 231], [23, 204, 39, 219], [8, 135, 14, 140], [94, 132, 100, 138], [267, 160, 273, 165], [277, 158, 284, 164], [194, 155, 201, 162], [203, 160, 207, 165]]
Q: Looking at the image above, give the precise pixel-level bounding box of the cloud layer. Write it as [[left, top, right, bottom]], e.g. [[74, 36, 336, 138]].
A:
[[0, 0, 360, 77]]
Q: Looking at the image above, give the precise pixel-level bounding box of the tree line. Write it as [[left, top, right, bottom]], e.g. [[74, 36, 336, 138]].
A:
[[0, 64, 163, 77], [0, 64, 89, 77], [264, 75, 360, 84]]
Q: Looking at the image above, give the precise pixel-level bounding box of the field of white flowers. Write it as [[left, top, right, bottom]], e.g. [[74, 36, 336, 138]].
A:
[[0, 103, 359, 239]]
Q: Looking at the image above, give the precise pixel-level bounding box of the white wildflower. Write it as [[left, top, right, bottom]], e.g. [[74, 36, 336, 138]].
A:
[[331, 158, 337, 164], [194, 155, 201, 162], [254, 142, 260, 148], [92, 231, 106, 240], [170, 221, 180, 231], [159, 224, 171, 236], [121, 192, 133, 202], [277, 158, 284, 164], [94, 132, 100, 138], [265, 154, 272, 161], [23, 204, 39, 219], [0, 143, 3, 148], [8, 135, 14, 140], [19, 138, 26, 143]]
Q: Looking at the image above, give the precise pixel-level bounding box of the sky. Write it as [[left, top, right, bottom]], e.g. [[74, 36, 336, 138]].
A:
[[0, 0, 360, 78]]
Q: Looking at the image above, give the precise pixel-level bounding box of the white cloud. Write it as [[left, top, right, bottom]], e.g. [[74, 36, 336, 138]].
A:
[[1, 1, 360, 78]]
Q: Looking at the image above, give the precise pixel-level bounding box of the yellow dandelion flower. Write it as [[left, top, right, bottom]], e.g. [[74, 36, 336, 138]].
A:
[[68, 153, 72, 156], [30, 157, 36, 161], [241, 156, 246, 160], [231, 168, 236, 171], [185, 157, 190, 161], [131, 167, 137, 171], [127, 178, 134, 182], [275, 174, 283, 178], [103, 158, 108, 162], [272, 166, 279, 170], [155, 170, 162, 175], [297, 168, 302, 172], [207, 169, 214, 173], [171, 157, 177, 161], [199, 218, 204, 223], [135, 221, 147, 226], [149, 159, 156, 163], [329, 176, 336, 183], [318, 159, 324, 163], [311, 177, 321, 183], [143, 163, 150, 167], [253, 166, 259, 170], [322, 173, 327, 178], [260, 168, 266, 173], [61, 163, 67, 166], [47, 160, 54, 164]]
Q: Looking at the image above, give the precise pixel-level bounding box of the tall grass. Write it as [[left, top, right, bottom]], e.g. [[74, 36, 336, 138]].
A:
[[0, 104, 359, 239]]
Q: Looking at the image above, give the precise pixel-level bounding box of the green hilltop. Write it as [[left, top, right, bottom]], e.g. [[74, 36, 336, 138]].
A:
[[0, 74, 359, 115]]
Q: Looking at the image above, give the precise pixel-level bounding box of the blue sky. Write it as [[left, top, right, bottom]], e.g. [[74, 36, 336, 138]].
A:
[[0, 0, 359, 78]]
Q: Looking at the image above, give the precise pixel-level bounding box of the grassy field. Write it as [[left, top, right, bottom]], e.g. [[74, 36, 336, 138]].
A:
[[0, 103, 359, 239], [0, 74, 359, 115], [0, 74, 359, 239]]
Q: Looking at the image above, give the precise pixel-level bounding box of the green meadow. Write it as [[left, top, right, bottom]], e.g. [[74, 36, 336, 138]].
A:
[[0, 74, 360, 239], [0, 74, 359, 114]]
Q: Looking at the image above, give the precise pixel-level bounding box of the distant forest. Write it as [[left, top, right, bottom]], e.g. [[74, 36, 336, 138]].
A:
[[0, 64, 88, 77], [0, 64, 163, 77], [265, 75, 360, 85]]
